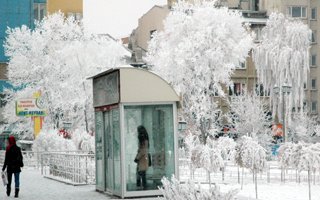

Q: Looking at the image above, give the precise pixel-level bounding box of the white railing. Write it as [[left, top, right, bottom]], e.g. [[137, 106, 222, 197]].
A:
[[40, 152, 95, 185], [0, 150, 95, 185]]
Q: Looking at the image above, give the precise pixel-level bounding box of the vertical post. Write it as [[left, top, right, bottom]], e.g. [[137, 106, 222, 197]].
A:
[[282, 92, 286, 143]]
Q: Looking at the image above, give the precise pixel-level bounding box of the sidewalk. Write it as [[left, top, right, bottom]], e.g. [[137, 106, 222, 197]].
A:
[[0, 168, 255, 200], [1, 168, 114, 200]]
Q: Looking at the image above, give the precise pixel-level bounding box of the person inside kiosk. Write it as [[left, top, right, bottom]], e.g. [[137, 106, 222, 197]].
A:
[[134, 125, 149, 190]]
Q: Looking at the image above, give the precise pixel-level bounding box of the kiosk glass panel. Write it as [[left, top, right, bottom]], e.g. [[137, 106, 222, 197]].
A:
[[124, 105, 175, 191], [95, 112, 104, 189]]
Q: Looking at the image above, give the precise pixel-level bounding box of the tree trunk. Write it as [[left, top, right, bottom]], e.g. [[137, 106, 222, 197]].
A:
[[238, 166, 240, 184], [241, 167, 244, 190], [308, 169, 311, 200], [222, 166, 225, 182], [255, 170, 258, 199], [208, 170, 211, 187]]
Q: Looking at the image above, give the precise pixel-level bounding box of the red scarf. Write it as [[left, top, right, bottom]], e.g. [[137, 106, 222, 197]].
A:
[[6, 135, 16, 152]]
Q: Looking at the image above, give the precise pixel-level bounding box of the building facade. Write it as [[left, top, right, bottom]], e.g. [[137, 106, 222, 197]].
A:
[[47, 0, 83, 20], [129, 0, 320, 118]]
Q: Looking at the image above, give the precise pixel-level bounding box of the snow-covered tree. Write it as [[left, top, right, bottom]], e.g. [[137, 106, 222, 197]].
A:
[[32, 129, 77, 152], [253, 12, 311, 123], [278, 142, 320, 200], [146, 1, 253, 143], [289, 112, 320, 143], [3, 12, 129, 136], [216, 137, 236, 181], [228, 91, 272, 147], [160, 176, 238, 200], [235, 136, 266, 199]]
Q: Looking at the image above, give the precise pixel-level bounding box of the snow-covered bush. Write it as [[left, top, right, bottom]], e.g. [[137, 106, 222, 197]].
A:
[[278, 142, 320, 172], [228, 92, 272, 148], [289, 113, 319, 143], [160, 176, 238, 200], [235, 136, 267, 172], [32, 129, 76, 152], [71, 129, 95, 152], [216, 136, 236, 162]]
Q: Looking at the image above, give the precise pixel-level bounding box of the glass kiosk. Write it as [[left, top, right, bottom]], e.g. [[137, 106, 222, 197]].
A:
[[92, 66, 179, 198]]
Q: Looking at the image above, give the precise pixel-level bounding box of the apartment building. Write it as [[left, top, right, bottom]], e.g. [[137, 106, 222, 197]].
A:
[[129, 0, 319, 118]]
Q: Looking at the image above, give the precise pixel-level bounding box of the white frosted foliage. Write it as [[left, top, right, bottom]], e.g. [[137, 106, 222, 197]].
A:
[[3, 12, 129, 134], [253, 13, 311, 122], [146, 1, 253, 136]]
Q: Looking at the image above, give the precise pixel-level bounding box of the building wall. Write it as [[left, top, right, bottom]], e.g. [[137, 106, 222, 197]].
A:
[[0, 0, 36, 62], [135, 5, 169, 51], [47, 0, 83, 16]]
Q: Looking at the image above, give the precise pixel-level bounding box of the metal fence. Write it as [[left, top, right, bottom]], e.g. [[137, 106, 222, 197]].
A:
[[1, 150, 318, 186], [0, 150, 95, 185], [40, 152, 95, 185], [178, 159, 320, 185]]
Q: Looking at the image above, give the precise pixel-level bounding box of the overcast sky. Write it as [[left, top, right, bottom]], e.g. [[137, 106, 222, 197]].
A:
[[83, 0, 167, 39]]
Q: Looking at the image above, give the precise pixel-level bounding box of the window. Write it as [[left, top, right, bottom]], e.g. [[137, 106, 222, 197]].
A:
[[312, 101, 317, 113], [312, 31, 317, 43], [229, 83, 246, 96], [67, 12, 83, 21], [304, 82, 307, 89], [253, 27, 262, 42], [236, 61, 246, 69], [311, 78, 317, 90], [33, 3, 46, 21], [311, 54, 317, 66], [288, 6, 307, 18], [150, 30, 156, 39], [311, 8, 317, 20], [0, 93, 6, 108], [255, 84, 270, 96]]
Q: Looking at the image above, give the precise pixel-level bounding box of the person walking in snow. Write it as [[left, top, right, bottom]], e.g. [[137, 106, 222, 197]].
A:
[[134, 125, 149, 190], [2, 135, 24, 198]]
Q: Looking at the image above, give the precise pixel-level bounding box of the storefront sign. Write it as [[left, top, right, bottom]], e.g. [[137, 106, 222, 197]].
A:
[[16, 98, 46, 117]]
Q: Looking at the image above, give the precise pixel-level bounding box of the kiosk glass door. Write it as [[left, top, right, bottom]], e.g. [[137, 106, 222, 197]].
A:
[[103, 108, 121, 194], [124, 104, 175, 191], [95, 112, 104, 190]]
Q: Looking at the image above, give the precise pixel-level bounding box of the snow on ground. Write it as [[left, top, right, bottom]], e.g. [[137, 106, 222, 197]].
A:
[[1, 168, 111, 200], [218, 182, 320, 200], [1, 168, 319, 200]]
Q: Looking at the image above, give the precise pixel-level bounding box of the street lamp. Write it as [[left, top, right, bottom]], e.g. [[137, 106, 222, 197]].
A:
[[274, 83, 292, 143]]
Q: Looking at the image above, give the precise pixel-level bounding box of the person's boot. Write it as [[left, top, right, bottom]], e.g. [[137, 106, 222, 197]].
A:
[[14, 188, 19, 198], [6, 186, 11, 196]]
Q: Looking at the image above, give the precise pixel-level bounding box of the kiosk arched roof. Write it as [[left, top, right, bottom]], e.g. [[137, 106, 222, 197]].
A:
[[91, 65, 179, 106]]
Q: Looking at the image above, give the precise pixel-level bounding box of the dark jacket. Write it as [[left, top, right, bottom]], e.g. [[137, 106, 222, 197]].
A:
[[2, 137, 24, 173]]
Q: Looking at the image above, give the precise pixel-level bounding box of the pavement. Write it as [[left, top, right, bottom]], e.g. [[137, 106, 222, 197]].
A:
[[1, 168, 118, 200], [0, 168, 256, 200]]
